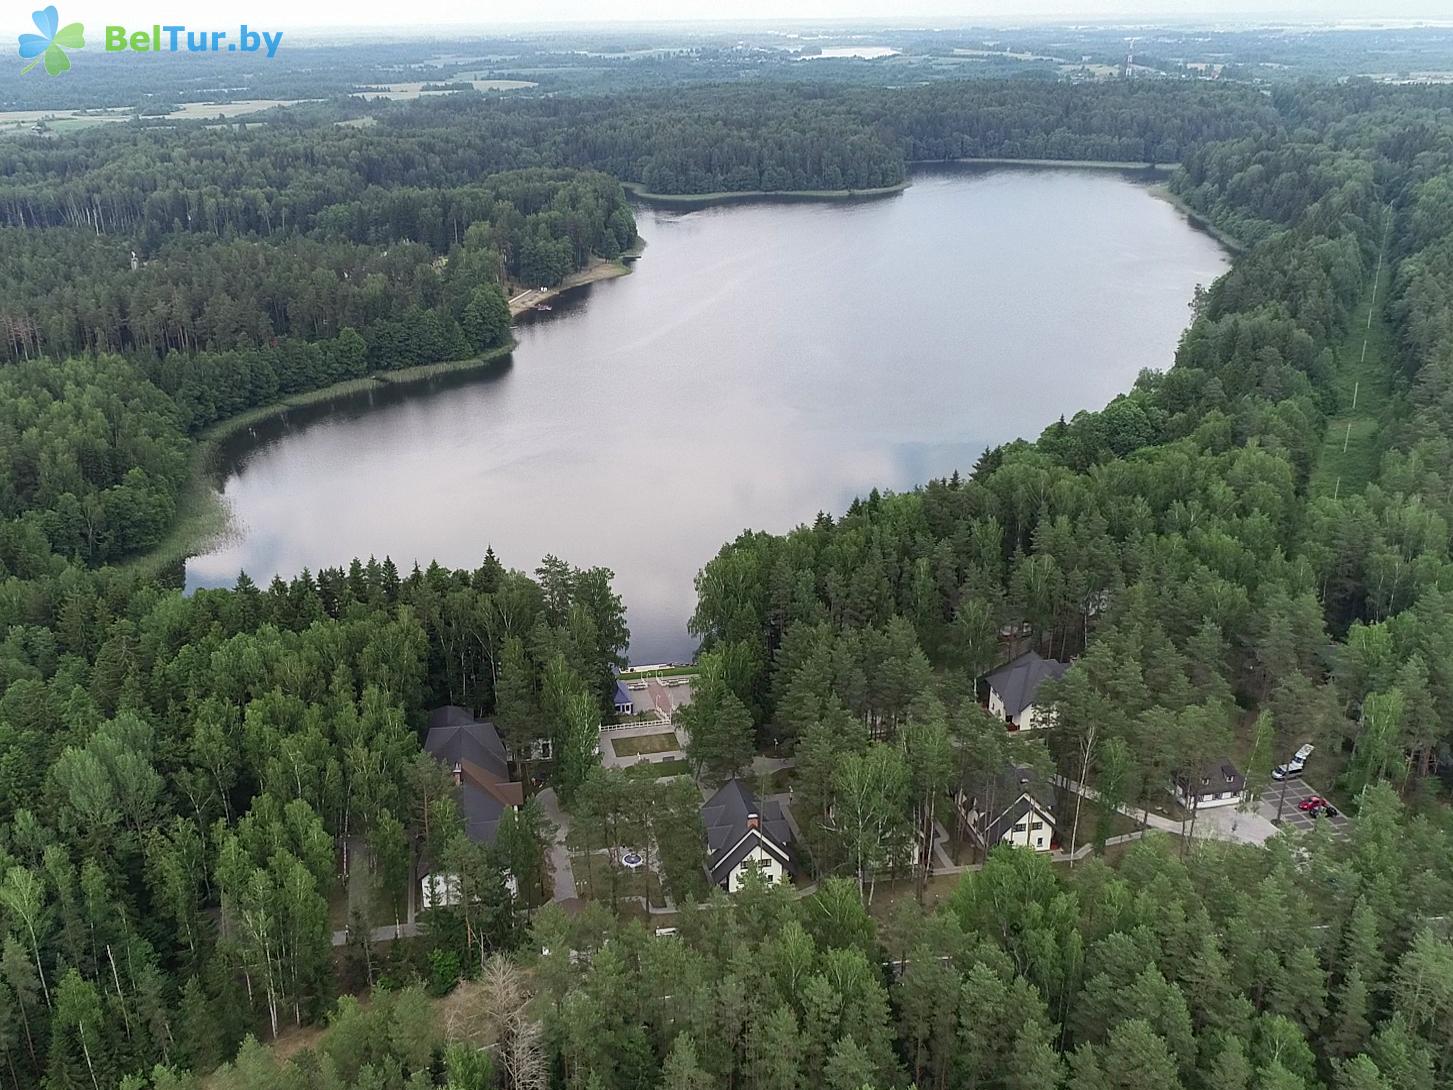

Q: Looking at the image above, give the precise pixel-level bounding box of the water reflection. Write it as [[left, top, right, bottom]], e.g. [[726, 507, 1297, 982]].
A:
[[188, 168, 1229, 661]]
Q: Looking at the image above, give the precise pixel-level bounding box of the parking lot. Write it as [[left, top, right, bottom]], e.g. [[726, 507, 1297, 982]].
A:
[[1258, 777, 1351, 835]]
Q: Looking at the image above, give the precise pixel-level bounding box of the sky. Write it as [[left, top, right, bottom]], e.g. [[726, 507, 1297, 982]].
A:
[[17, 1, 1453, 33]]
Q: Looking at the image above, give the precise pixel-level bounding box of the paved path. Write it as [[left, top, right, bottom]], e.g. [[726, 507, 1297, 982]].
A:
[[929, 820, 957, 872], [330, 838, 420, 946], [1053, 774, 1179, 832], [536, 787, 579, 902], [751, 755, 796, 776], [1054, 775, 1278, 846], [332, 920, 419, 946]]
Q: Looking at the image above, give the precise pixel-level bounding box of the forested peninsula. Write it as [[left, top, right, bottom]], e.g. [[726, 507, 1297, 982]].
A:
[[1, 70, 1453, 1090]]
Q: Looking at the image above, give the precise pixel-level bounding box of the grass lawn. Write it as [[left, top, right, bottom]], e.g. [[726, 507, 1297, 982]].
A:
[[1310, 267, 1395, 499], [756, 766, 796, 793], [647, 758, 693, 778], [330, 853, 411, 931], [610, 731, 681, 758], [868, 873, 964, 918], [619, 665, 699, 680], [569, 852, 670, 910]]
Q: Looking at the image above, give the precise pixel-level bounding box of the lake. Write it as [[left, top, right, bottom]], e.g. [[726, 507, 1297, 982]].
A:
[[187, 167, 1229, 662]]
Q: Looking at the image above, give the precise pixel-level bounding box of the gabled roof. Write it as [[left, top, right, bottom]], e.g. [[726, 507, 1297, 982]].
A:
[[424, 707, 523, 847], [614, 681, 633, 706], [427, 705, 511, 780], [984, 791, 1056, 845], [1174, 757, 1245, 797], [973, 764, 1059, 844], [986, 651, 1069, 717], [701, 779, 796, 881]]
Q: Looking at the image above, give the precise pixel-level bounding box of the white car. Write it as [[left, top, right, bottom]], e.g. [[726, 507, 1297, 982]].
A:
[[1273, 743, 1314, 781]]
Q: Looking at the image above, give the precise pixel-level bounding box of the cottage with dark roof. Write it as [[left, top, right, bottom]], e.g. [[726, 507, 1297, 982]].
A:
[[1171, 758, 1246, 810], [701, 779, 797, 892], [956, 764, 1060, 853], [419, 706, 524, 907], [985, 650, 1069, 731]]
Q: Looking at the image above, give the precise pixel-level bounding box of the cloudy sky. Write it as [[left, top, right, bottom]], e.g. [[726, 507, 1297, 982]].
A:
[[18, 1, 1453, 32]]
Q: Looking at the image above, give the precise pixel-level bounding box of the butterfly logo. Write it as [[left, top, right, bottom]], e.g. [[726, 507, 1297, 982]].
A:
[[19, 6, 84, 76]]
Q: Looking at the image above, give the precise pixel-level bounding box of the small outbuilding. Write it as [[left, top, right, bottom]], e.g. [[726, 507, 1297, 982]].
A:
[[613, 681, 635, 716]]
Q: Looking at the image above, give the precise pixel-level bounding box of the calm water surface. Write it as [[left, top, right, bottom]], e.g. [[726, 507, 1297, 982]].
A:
[[187, 169, 1229, 661]]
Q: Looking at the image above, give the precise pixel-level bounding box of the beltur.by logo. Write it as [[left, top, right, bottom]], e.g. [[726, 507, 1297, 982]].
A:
[[18, 6, 84, 76], [105, 23, 283, 58], [14, 7, 284, 74]]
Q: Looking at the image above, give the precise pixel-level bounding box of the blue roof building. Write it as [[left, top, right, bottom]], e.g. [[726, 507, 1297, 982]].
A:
[[614, 681, 634, 715]]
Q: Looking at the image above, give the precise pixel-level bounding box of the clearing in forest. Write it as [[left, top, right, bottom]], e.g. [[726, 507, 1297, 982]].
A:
[[1309, 265, 1395, 499]]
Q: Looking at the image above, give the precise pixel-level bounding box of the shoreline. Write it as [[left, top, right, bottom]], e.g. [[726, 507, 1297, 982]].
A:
[[622, 180, 908, 208], [621, 159, 1173, 210], [126, 161, 1213, 581], [124, 340, 520, 578], [911, 156, 1176, 172], [128, 246, 644, 579], [1149, 184, 1247, 253], [198, 340, 520, 447], [508, 253, 637, 316]]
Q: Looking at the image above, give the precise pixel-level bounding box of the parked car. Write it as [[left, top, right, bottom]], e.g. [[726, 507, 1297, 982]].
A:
[[1298, 796, 1328, 812], [1273, 743, 1315, 781]]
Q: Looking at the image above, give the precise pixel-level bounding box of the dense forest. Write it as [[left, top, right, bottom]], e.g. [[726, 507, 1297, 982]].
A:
[[0, 167, 635, 563], [0, 81, 1272, 230], [5, 23, 1452, 111], [2, 56, 1453, 1090]]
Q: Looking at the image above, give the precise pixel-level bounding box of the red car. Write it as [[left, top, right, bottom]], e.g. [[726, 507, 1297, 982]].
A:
[[1298, 796, 1328, 812]]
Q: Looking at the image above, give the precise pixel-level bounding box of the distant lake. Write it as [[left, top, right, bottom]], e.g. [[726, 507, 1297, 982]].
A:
[[187, 167, 1229, 662]]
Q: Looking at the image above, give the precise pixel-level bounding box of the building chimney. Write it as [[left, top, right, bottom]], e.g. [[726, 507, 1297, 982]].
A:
[[746, 812, 760, 831], [452, 761, 462, 786]]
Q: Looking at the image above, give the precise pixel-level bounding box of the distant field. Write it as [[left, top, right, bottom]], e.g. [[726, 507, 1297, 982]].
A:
[[1, 102, 307, 132], [954, 47, 1065, 62], [352, 79, 536, 100], [452, 71, 542, 87], [166, 99, 307, 119], [0, 108, 132, 136]]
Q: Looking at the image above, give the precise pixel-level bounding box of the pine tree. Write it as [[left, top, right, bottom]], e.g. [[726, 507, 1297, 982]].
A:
[[1328, 965, 1373, 1059], [661, 1034, 712, 1090]]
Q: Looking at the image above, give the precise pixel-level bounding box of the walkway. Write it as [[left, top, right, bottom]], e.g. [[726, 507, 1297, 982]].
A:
[[332, 920, 419, 946], [1053, 775, 1277, 846], [330, 839, 420, 946], [750, 755, 796, 777], [536, 787, 579, 902]]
